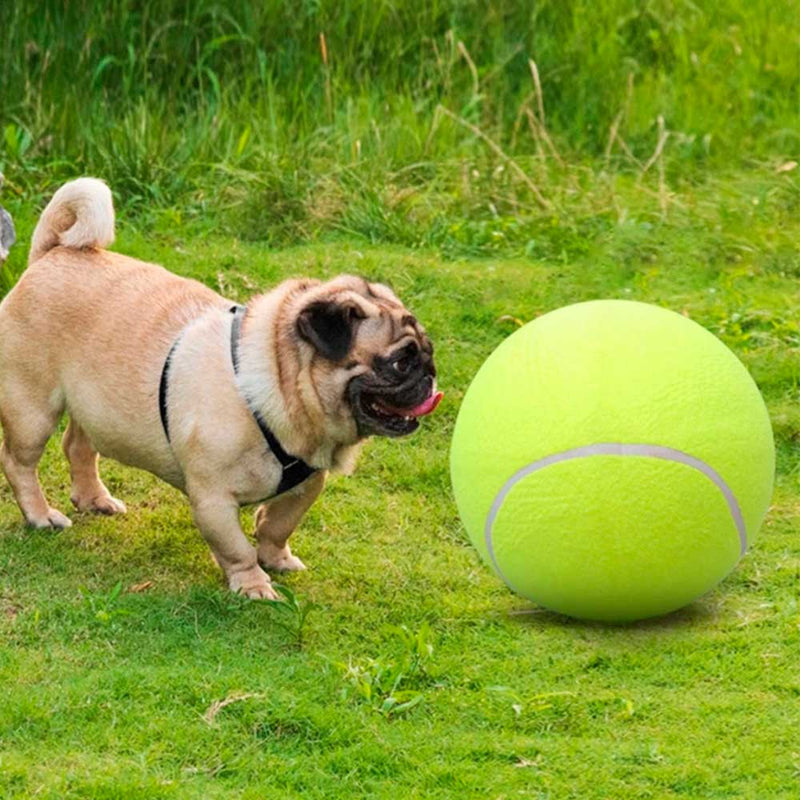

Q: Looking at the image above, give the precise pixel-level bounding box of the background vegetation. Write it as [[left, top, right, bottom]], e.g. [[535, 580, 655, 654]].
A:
[[2, 0, 800, 251], [2, 2, 800, 798]]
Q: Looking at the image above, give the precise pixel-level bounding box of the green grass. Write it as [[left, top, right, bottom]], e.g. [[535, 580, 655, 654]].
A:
[[2, 1, 800, 796], [3, 0, 800, 249], [2, 212, 800, 798]]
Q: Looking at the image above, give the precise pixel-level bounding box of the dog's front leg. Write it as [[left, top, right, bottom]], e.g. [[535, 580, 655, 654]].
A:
[[189, 492, 278, 600], [256, 470, 326, 573]]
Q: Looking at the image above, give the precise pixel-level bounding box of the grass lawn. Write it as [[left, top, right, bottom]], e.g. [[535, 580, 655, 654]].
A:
[[1, 191, 800, 798], [3, 3, 800, 794]]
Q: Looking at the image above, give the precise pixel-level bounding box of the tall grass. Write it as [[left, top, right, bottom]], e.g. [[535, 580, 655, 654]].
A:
[[1, 0, 799, 249]]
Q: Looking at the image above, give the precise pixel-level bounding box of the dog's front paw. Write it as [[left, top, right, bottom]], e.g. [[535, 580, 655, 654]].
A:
[[72, 493, 127, 516], [26, 507, 72, 530], [258, 543, 307, 573], [228, 564, 280, 600]]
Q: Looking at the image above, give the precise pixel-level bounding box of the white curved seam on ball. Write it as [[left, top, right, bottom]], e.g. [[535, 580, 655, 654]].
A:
[[484, 443, 748, 586]]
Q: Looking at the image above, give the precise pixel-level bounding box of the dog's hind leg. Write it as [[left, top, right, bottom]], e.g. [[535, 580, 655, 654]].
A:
[[0, 383, 70, 529], [62, 419, 126, 515]]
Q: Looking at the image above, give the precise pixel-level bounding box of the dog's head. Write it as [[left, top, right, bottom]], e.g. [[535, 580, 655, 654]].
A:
[[292, 275, 441, 439]]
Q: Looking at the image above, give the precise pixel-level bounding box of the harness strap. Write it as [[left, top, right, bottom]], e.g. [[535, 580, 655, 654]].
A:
[[158, 305, 316, 498], [158, 337, 181, 442], [229, 305, 317, 495]]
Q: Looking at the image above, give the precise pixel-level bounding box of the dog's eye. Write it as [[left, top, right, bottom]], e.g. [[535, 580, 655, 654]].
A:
[[391, 342, 418, 375], [393, 356, 412, 375]]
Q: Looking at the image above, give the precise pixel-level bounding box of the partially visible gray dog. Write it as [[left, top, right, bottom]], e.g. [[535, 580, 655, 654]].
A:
[[0, 174, 15, 263]]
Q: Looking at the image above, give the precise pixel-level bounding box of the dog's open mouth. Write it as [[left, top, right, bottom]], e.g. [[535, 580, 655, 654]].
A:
[[354, 383, 443, 436], [368, 390, 443, 419]]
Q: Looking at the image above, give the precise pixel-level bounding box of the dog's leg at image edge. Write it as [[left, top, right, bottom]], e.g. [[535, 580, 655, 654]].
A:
[[0, 390, 69, 529], [255, 470, 326, 573]]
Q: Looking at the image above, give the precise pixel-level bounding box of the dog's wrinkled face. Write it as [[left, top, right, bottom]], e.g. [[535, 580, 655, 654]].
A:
[[294, 276, 440, 439]]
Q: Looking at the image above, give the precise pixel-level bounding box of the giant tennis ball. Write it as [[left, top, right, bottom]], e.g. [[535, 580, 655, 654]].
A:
[[450, 300, 774, 622]]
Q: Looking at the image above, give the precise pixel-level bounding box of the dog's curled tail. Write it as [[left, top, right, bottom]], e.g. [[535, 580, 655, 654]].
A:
[[29, 177, 115, 264]]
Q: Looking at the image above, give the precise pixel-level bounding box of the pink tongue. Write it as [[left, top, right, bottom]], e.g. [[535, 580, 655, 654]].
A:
[[395, 391, 444, 418]]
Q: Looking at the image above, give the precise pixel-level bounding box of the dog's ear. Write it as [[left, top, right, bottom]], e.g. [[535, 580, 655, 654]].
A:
[[296, 300, 365, 361]]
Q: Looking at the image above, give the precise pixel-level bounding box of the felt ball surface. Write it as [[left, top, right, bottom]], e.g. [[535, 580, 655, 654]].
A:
[[450, 300, 775, 622]]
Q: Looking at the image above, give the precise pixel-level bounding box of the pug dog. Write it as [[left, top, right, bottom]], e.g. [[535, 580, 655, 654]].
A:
[[0, 178, 441, 598]]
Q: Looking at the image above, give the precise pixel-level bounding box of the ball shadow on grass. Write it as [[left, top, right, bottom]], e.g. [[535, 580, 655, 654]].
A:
[[504, 597, 721, 632]]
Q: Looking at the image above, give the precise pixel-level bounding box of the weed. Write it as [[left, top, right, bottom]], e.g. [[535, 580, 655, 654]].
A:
[[78, 581, 131, 625], [264, 583, 319, 650], [338, 623, 435, 718], [486, 685, 574, 721]]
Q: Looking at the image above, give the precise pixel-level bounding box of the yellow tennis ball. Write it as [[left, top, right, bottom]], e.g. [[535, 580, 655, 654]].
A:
[[450, 300, 775, 622]]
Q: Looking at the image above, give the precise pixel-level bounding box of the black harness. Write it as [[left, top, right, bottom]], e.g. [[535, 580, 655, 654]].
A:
[[158, 305, 316, 498]]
